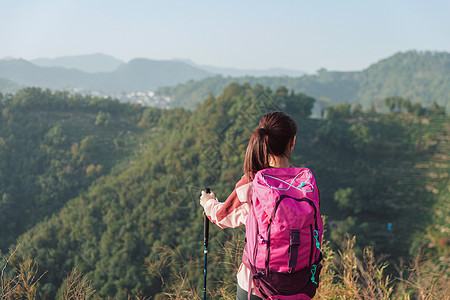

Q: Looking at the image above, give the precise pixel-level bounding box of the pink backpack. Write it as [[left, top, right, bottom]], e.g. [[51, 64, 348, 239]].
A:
[[243, 167, 323, 300]]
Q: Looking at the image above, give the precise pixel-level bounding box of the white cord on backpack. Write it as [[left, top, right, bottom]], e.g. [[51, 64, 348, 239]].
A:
[[262, 170, 314, 192]]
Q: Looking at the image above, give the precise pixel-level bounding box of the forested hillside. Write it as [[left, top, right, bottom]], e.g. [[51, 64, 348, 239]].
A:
[[0, 84, 448, 299], [0, 88, 146, 251], [158, 51, 450, 113]]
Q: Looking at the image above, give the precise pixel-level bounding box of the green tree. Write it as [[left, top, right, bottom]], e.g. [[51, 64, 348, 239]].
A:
[[318, 97, 331, 119], [428, 101, 446, 116], [409, 103, 426, 116], [325, 102, 352, 120], [349, 123, 373, 153], [95, 111, 112, 126], [384, 97, 402, 113]]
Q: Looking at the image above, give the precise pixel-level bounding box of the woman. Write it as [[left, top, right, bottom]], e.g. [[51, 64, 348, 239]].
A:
[[200, 111, 321, 300]]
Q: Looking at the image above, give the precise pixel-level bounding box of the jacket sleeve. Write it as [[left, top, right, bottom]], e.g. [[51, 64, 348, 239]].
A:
[[203, 176, 252, 229]]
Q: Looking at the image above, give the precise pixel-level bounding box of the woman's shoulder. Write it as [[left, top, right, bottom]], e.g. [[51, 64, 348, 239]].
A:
[[236, 174, 252, 187]]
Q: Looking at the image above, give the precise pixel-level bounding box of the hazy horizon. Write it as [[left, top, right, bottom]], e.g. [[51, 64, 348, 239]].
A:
[[2, 50, 447, 76], [1, 1, 449, 73]]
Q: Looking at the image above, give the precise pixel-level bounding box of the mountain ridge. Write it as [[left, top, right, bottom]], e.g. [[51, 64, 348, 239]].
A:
[[32, 53, 125, 73], [29, 54, 308, 77], [0, 57, 213, 93], [1, 50, 448, 113], [174, 58, 307, 77], [158, 50, 450, 112]]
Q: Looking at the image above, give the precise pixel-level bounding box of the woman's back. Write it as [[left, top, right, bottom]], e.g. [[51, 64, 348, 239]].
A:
[[200, 112, 322, 300]]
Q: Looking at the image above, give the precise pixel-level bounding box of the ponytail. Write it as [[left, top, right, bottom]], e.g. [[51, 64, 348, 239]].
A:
[[243, 111, 297, 180]]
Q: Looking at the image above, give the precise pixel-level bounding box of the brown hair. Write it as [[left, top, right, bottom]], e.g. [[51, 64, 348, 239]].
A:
[[243, 111, 297, 180]]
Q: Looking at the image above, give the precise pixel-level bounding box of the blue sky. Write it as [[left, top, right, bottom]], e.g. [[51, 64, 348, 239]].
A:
[[1, 0, 449, 73]]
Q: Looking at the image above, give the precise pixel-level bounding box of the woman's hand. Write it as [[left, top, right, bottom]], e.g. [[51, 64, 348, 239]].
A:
[[200, 190, 216, 208]]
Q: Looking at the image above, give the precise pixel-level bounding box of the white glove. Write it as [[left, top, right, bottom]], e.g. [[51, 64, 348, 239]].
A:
[[200, 190, 216, 208]]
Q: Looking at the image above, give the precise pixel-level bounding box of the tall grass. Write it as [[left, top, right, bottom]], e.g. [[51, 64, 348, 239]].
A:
[[395, 252, 449, 299], [1, 244, 46, 300], [145, 233, 448, 300], [315, 235, 394, 299], [1, 234, 448, 299], [60, 268, 95, 300]]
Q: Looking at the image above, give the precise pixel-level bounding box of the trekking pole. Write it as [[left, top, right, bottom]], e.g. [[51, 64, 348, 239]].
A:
[[203, 187, 211, 300]]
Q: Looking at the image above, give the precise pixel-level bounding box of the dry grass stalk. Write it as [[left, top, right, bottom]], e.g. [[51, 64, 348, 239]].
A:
[[397, 252, 449, 300], [209, 235, 244, 299], [145, 245, 202, 300], [144, 245, 175, 287], [133, 290, 152, 300], [1, 244, 20, 300], [14, 258, 47, 300], [164, 271, 201, 300], [314, 239, 339, 299], [316, 234, 394, 300], [339, 236, 362, 300], [357, 247, 393, 299], [1, 244, 46, 300], [61, 268, 95, 300], [144, 233, 245, 300]]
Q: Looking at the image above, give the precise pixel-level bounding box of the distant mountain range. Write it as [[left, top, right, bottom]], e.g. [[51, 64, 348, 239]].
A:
[[1, 51, 449, 113], [174, 58, 306, 77], [32, 53, 124, 73], [0, 57, 213, 93], [30, 54, 307, 77], [157, 51, 450, 112], [0, 54, 307, 94]]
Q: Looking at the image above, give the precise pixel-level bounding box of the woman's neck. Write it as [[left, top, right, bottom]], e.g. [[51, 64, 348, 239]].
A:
[[269, 155, 290, 168]]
